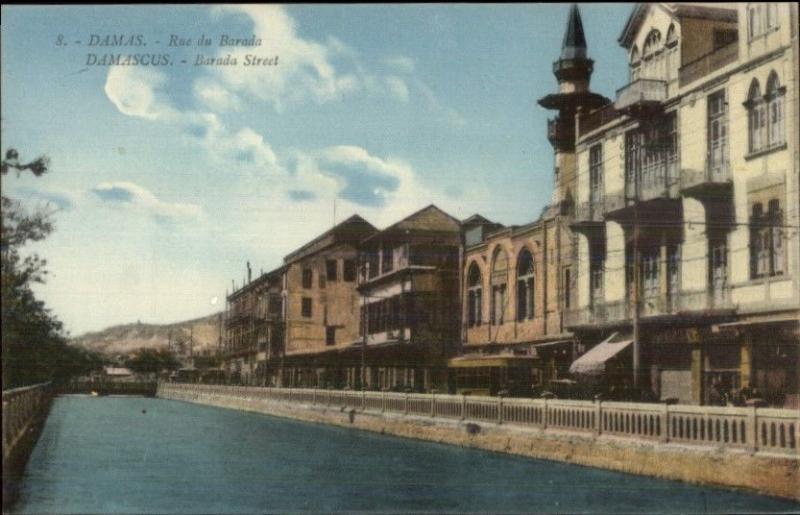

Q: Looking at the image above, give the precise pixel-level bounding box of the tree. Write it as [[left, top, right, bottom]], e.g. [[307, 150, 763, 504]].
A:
[[125, 348, 181, 375], [2, 148, 101, 388]]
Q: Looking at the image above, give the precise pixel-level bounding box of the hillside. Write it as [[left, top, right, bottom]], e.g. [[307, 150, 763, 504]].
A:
[[70, 312, 224, 358]]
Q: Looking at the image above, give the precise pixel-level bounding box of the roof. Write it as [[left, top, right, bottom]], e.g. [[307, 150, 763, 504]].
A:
[[462, 213, 495, 226], [363, 204, 461, 244], [228, 264, 285, 300], [569, 333, 632, 376], [560, 4, 588, 60], [284, 214, 376, 265], [618, 3, 737, 48]]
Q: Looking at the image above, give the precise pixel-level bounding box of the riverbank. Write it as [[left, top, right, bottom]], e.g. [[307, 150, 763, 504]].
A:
[[158, 383, 800, 501]]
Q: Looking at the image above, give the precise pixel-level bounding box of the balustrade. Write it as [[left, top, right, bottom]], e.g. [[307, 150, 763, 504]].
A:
[[157, 383, 799, 456]]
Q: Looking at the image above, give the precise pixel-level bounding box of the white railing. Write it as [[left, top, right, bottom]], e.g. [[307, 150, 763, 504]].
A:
[[158, 383, 800, 456]]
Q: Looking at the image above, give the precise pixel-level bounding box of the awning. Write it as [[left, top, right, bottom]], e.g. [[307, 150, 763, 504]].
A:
[[569, 333, 632, 376]]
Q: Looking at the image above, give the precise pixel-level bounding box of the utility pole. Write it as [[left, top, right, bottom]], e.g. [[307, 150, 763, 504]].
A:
[[632, 138, 641, 391], [361, 295, 368, 391]]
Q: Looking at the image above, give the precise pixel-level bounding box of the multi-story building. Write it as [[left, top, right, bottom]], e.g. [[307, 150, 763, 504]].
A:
[[279, 214, 377, 388], [357, 205, 463, 392], [452, 7, 607, 396], [223, 264, 285, 385], [567, 2, 799, 407]]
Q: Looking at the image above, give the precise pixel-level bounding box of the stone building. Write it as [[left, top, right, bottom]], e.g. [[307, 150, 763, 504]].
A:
[[450, 5, 608, 397], [279, 214, 377, 387], [357, 205, 464, 392], [566, 2, 799, 407], [223, 264, 285, 385]]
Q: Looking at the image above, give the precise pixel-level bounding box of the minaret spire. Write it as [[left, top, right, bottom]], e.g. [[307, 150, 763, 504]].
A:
[[537, 3, 610, 212], [561, 4, 587, 60]]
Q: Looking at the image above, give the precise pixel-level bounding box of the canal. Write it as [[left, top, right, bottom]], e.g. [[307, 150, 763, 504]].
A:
[[14, 396, 800, 514]]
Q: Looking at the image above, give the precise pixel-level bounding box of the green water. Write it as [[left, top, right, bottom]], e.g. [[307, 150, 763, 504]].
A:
[[14, 396, 800, 514]]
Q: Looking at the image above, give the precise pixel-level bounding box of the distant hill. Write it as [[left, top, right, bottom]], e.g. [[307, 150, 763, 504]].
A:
[[70, 312, 224, 358]]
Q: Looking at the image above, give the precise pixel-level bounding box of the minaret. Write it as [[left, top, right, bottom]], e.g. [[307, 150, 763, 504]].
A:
[[538, 4, 609, 214]]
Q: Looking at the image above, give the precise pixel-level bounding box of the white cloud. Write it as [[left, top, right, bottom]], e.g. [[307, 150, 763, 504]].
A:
[[92, 181, 203, 221], [383, 55, 415, 74], [104, 67, 176, 121], [193, 78, 242, 112], [205, 5, 364, 111], [385, 76, 410, 102]]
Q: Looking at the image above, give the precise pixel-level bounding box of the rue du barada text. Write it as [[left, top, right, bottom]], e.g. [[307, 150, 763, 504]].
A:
[[80, 33, 278, 67]]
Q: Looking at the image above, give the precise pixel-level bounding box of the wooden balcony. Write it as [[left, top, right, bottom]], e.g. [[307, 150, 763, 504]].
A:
[[615, 79, 668, 117], [680, 157, 733, 199]]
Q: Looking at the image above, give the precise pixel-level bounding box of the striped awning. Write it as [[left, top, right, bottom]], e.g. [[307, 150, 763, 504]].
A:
[[569, 333, 632, 376]]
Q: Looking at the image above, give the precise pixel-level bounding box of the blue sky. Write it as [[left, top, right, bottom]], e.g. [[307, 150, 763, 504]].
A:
[[1, 4, 632, 335]]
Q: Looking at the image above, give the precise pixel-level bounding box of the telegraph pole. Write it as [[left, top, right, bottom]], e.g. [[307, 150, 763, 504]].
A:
[[632, 142, 641, 391], [361, 295, 368, 390]]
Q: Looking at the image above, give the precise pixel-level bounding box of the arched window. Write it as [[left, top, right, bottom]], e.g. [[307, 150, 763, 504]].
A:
[[665, 24, 677, 46], [746, 73, 785, 153], [642, 29, 663, 80], [490, 248, 508, 325], [746, 79, 766, 152], [516, 249, 535, 321], [630, 45, 640, 81], [766, 72, 785, 146], [665, 24, 678, 81], [643, 30, 662, 57], [467, 263, 483, 328]]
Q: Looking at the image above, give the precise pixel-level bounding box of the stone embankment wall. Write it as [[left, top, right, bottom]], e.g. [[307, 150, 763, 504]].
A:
[[158, 383, 800, 501], [2, 382, 54, 509]]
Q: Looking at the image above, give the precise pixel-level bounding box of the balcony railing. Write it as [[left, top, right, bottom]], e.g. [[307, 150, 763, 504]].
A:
[[615, 79, 668, 111], [679, 42, 738, 87], [574, 200, 605, 224], [566, 290, 735, 328], [547, 117, 575, 149]]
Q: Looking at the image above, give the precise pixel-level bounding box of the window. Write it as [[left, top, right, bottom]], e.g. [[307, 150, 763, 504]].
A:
[[467, 263, 483, 328], [319, 268, 326, 289], [367, 250, 379, 279], [625, 113, 677, 198], [766, 73, 785, 146], [343, 259, 357, 282], [326, 327, 336, 346], [747, 74, 785, 154], [589, 144, 603, 206], [590, 243, 604, 307], [751, 200, 785, 279], [630, 45, 640, 81], [641, 248, 660, 302], [490, 248, 508, 325], [381, 245, 393, 274], [749, 3, 779, 39], [516, 250, 535, 321], [707, 90, 728, 176], [301, 297, 312, 318], [326, 260, 338, 282], [667, 245, 680, 303], [302, 268, 313, 289], [563, 268, 571, 310], [709, 235, 728, 306]]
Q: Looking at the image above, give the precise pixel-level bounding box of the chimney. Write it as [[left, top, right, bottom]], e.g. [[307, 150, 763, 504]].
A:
[[247, 261, 252, 283]]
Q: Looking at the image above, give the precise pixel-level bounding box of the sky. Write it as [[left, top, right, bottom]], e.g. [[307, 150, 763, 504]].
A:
[[1, 4, 632, 336]]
